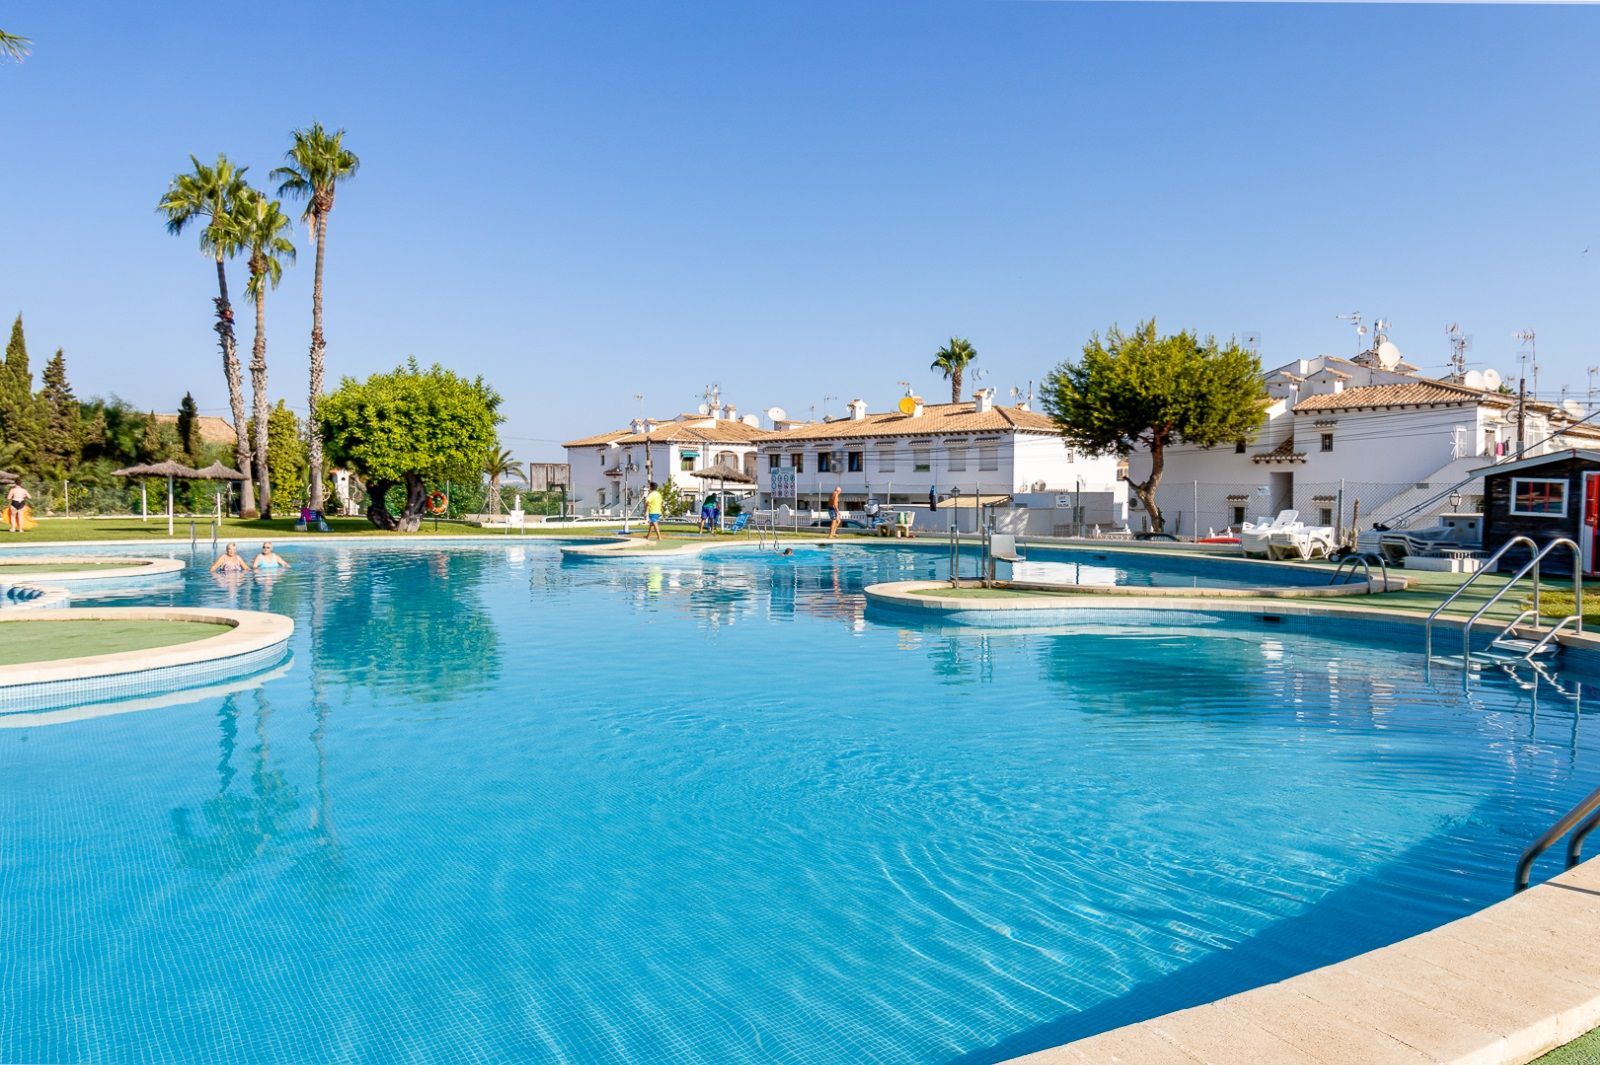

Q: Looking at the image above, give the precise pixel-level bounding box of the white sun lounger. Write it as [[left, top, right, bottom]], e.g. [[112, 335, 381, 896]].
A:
[[1239, 510, 1300, 558]]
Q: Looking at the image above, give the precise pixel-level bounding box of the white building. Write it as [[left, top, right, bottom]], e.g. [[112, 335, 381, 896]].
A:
[[755, 389, 1127, 532], [563, 406, 768, 513], [1126, 344, 1600, 536]]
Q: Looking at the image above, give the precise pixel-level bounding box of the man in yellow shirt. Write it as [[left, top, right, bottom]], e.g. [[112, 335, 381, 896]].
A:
[[644, 481, 664, 541]]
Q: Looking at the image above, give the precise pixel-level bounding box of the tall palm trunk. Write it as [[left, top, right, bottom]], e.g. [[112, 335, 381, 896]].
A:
[[215, 256, 257, 513], [306, 209, 328, 512], [951, 367, 963, 404], [249, 268, 272, 517]]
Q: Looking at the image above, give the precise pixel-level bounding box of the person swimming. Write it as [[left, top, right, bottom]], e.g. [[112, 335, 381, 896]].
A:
[[252, 542, 290, 571], [209, 543, 249, 574]]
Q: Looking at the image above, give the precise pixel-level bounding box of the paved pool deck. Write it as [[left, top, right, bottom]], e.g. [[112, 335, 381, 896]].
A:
[[1012, 858, 1600, 1065]]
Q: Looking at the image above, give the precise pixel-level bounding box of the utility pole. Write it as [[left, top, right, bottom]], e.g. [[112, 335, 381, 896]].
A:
[[1587, 366, 1597, 412], [1516, 369, 1528, 454], [635, 393, 651, 486]]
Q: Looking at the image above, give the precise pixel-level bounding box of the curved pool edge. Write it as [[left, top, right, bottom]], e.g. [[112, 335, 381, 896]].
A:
[[0, 607, 295, 714], [1010, 856, 1600, 1065], [0, 555, 185, 584]]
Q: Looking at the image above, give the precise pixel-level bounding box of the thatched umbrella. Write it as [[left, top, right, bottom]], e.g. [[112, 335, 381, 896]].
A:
[[113, 459, 203, 535], [689, 461, 756, 530], [192, 462, 248, 521]]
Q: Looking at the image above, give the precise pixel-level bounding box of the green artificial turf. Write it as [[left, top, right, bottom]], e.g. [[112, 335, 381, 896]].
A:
[[0, 619, 234, 665]]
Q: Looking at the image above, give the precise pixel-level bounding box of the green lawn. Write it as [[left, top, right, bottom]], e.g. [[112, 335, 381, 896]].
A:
[[1534, 1027, 1600, 1064], [0, 619, 233, 665]]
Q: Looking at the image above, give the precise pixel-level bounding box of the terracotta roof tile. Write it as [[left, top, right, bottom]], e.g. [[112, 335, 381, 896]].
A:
[[755, 403, 1056, 443], [1292, 381, 1502, 412]]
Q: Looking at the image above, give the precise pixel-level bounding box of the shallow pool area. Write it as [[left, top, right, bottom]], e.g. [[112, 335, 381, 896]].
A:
[[2, 540, 1598, 1063]]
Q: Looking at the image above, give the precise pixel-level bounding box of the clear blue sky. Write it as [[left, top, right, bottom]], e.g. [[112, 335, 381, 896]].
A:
[[2, 2, 1597, 460]]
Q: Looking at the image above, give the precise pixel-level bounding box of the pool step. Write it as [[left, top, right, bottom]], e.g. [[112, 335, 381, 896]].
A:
[[1488, 636, 1558, 658]]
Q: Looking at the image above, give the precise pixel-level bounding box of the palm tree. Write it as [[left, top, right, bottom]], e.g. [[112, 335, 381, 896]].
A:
[[272, 124, 360, 515], [229, 190, 296, 517], [0, 29, 30, 61], [484, 447, 522, 517], [931, 337, 979, 404], [158, 155, 259, 513]]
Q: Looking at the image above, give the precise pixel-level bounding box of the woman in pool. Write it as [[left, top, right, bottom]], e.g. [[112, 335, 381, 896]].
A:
[[209, 543, 249, 574], [252, 542, 290, 571]]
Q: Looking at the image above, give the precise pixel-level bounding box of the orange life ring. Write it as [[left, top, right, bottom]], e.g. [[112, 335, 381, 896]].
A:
[[426, 491, 449, 515]]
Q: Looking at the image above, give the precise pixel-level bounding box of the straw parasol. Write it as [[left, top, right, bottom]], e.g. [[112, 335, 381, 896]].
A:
[[192, 462, 248, 522], [113, 459, 203, 535], [689, 461, 756, 530]]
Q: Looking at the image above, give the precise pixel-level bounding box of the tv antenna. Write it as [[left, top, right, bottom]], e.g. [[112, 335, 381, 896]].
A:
[[1588, 366, 1599, 410], [896, 380, 912, 395], [701, 382, 722, 415], [1336, 311, 1364, 354], [1445, 323, 1473, 379], [1515, 329, 1537, 396], [821, 394, 837, 419]]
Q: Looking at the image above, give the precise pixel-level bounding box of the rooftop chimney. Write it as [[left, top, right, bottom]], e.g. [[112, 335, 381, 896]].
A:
[[974, 387, 995, 414], [725, 405, 737, 422], [848, 398, 868, 421]]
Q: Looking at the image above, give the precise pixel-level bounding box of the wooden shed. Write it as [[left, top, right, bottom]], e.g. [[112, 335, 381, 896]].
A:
[[1476, 449, 1600, 575]]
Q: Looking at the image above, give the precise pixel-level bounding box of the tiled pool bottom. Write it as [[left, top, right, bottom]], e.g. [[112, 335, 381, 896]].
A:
[[3, 541, 1600, 1063]]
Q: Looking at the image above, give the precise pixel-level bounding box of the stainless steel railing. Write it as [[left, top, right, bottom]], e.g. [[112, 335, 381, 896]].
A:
[[1516, 782, 1600, 892]]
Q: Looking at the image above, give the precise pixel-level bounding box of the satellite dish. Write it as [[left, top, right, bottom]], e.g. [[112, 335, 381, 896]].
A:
[[1376, 342, 1402, 369], [1564, 399, 1586, 418], [742, 413, 761, 427], [1483, 368, 1503, 390], [1357, 324, 1369, 336], [1463, 370, 1486, 390], [765, 406, 787, 423], [697, 403, 710, 415], [898, 396, 920, 415]]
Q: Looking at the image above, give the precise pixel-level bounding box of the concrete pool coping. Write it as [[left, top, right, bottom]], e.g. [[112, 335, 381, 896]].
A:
[[0, 555, 185, 583], [1011, 857, 1600, 1065], [559, 536, 840, 559], [0, 607, 294, 689]]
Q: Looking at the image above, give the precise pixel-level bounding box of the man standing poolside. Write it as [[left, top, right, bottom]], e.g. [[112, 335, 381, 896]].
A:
[[827, 484, 842, 539], [644, 481, 664, 541], [5, 481, 30, 533]]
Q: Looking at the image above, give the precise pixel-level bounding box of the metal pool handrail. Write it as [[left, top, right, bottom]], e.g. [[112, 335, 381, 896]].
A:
[[1424, 536, 1537, 663], [1328, 552, 1390, 593], [1459, 538, 1582, 666], [1516, 781, 1600, 892]]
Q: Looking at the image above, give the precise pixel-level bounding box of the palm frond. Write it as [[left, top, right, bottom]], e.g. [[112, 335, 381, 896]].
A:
[[0, 29, 31, 62]]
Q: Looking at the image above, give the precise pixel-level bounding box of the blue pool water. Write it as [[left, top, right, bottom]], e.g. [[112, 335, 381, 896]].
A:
[[3, 540, 1598, 1063]]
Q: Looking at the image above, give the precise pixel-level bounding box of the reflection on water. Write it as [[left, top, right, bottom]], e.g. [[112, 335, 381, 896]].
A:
[[4, 541, 1600, 1064]]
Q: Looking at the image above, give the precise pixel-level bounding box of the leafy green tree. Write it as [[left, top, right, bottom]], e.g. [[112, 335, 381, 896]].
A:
[[658, 478, 692, 517], [158, 154, 257, 512], [176, 392, 200, 462], [1043, 320, 1266, 533], [273, 123, 360, 515], [141, 410, 166, 461], [226, 188, 297, 516], [483, 446, 521, 516], [35, 349, 81, 474], [265, 400, 309, 507], [931, 337, 978, 404], [318, 359, 501, 531]]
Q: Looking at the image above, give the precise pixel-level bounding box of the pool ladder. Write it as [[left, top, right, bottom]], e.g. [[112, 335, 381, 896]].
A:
[[1516, 783, 1600, 893], [1328, 552, 1390, 593], [1423, 536, 1582, 682]]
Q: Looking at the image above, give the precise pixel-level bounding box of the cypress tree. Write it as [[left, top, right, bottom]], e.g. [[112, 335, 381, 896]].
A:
[[0, 314, 35, 451], [35, 348, 81, 474], [176, 392, 200, 462]]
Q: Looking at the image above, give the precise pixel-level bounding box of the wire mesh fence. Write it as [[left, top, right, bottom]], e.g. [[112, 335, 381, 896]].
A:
[[1140, 478, 1484, 539]]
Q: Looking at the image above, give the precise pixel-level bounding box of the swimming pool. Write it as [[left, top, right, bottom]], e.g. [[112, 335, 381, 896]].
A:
[[3, 540, 1597, 1063]]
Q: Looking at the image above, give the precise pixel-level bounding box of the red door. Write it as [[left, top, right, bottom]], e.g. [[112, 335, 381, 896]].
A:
[[1585, 473, 1600, 575]]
